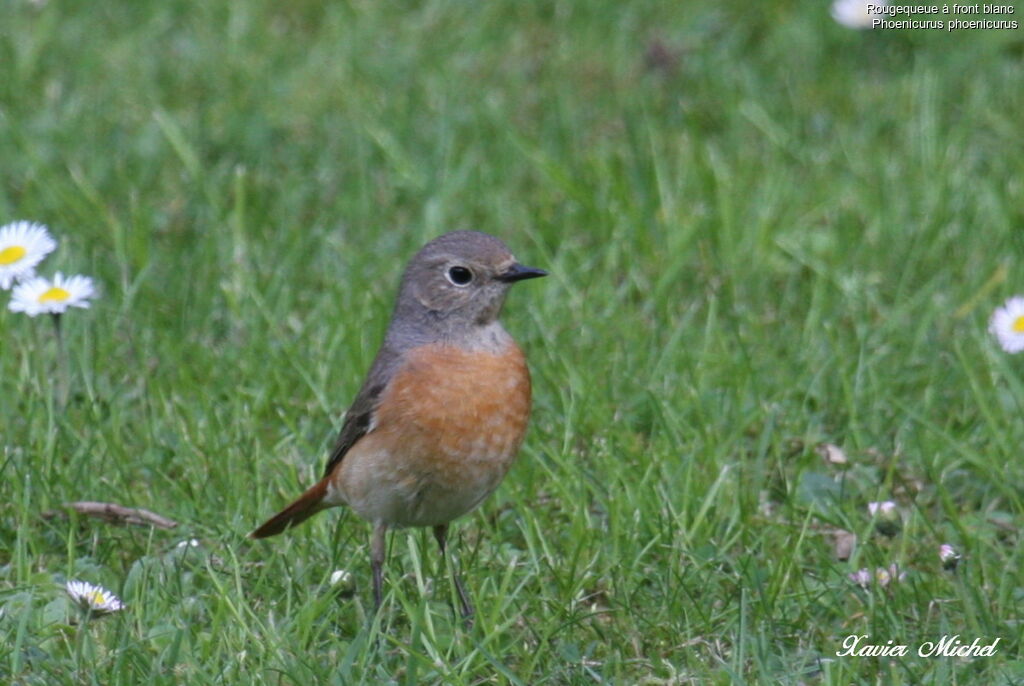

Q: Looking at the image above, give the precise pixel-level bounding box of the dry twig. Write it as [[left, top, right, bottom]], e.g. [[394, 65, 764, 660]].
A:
[[43, 501, 178, 529]]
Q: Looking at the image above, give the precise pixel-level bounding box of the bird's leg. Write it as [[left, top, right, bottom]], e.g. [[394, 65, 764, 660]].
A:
[[371, 521, 387, 613], [433, 524, 474, 623]]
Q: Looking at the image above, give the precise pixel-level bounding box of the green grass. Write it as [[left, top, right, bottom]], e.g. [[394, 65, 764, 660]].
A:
[[2, 0, 1024, 682]]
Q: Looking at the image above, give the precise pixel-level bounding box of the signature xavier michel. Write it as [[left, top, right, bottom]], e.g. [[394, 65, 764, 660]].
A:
[[837, 634, 1000, 658]]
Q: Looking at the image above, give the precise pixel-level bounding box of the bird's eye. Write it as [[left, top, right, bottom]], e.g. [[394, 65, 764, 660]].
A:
[[446, 266, 474, 286]]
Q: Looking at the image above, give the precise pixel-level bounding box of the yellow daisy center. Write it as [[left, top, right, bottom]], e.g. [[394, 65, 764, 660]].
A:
[[39, 287, 71, 303], [87, 591, 106, 605], [1013, 315, 1024, 334], [0, 245, 27, 265]]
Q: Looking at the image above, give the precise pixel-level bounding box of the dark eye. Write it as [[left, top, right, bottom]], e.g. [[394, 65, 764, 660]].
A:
[[446, 266, 473, 286]]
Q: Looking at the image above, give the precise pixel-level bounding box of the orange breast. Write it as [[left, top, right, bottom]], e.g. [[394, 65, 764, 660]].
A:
[[376, 342, 532, 466]]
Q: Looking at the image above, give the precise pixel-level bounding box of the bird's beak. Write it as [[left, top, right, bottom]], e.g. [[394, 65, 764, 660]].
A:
[[496, 263, 548, 282]]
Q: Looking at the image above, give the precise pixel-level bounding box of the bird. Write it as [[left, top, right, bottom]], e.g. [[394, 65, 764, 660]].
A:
[[250, 230, 547, 620]]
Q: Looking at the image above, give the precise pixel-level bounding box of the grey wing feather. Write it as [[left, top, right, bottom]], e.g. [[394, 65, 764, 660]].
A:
[[322, 345, 401, 478]]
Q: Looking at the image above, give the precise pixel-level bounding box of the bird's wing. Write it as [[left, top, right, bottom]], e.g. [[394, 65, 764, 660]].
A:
[[322, 345, 401, 478]]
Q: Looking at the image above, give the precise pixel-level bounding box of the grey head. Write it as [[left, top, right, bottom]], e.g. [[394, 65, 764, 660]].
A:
[[386, 230, 547, 348]]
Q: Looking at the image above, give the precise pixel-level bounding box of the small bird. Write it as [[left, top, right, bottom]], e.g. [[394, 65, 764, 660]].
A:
[[251, 230, 546, 619]]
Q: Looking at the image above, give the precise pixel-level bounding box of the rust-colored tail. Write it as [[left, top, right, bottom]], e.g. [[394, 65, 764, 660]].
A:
[[250, 479, 330, 539]]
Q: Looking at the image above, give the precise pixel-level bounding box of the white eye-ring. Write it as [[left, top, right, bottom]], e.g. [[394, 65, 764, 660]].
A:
[[446, 265, 474, 286]]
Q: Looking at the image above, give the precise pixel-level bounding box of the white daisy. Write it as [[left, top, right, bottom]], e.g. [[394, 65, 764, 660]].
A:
[[8, 272, 95, 316], [65, 580, 124, 614], [989, 296, 1024, 353], [0, 221, 57, 289], [831, 0, 886, 30]]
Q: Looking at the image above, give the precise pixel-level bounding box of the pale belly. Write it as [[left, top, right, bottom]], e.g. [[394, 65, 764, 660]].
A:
[[336, 441, 517, 527]]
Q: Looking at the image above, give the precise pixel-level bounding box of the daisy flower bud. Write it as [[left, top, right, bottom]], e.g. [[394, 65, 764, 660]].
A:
[[939, 543, 961, 570], [867, 501, 901, 536], [330, 569, 353, 586], [848, 568, 872, 588]]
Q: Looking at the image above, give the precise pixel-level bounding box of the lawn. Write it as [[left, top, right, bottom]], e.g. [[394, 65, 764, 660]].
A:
[[2, 0, 1024, 683]]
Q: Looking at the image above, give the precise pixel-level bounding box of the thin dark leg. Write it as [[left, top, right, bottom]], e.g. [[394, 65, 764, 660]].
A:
[[433, 524, 474, 623], [371, 522, 387, 613]]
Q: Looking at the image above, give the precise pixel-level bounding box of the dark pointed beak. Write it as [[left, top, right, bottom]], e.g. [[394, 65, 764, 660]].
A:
[[496, 263, 548, 283]]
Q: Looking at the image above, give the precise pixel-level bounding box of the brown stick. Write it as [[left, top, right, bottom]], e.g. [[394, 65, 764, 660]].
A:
[[43, 501, 178, 529]]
